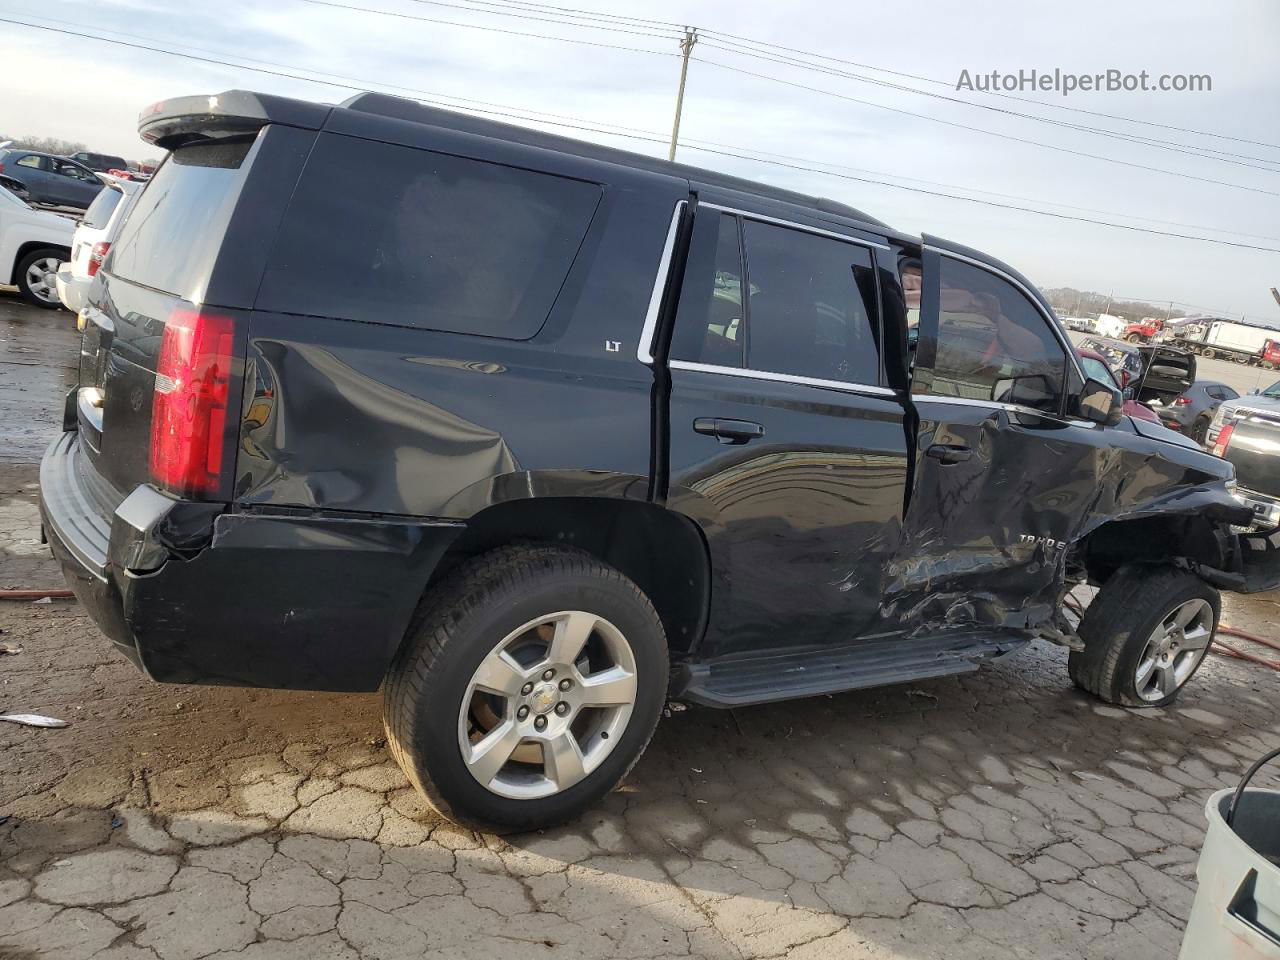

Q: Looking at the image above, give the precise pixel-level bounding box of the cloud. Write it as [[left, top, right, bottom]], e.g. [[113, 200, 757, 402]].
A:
[[1, 0, 1275, 317]]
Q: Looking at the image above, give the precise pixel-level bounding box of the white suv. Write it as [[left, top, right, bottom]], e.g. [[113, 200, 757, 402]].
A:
[[0, 182, 74, 308], [55, 174, 144, 314]]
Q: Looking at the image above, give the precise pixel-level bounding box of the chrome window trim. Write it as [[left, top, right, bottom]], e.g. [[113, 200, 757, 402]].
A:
[[637, 199, 687, 365], [923, 245, 1087, 384], [912, 393, 1097, 427], [700, 202, 892, 251], [670, 359, 896, 398]]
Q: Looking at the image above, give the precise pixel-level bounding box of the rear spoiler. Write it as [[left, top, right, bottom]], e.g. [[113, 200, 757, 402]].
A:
[[137, 91, 333, 150]]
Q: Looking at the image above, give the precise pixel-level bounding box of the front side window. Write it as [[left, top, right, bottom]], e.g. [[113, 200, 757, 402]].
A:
[[916, 257, 1067, 413]]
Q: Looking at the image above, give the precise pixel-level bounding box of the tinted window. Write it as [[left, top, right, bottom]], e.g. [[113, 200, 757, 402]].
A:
[[917, 257, 1067, 412], [741, 220, 880, 385], [670, 213, 745, 367], [258, 134, 602, 339], [81, 185, 122, 229], [108, 137, 256, 301], [1220, 386, 1239, 400]]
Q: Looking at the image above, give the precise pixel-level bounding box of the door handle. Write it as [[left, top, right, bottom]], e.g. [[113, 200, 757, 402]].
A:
[[926, 442, 972, 464], [693, 417, 765, 445]]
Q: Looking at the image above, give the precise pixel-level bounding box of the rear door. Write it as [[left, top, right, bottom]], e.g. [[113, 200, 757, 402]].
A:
[[662, 197, 910, 659], [899, 245, 1103, 631], [78, 124, 311, 501]]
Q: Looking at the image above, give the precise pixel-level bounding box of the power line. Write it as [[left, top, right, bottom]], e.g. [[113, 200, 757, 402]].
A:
[[692, 56, 1280, 199], [295, 0, 1280, 194], [697, 27, 1280, 151], [3, 16, 1278, 256], [299, 0, 676, 55], [331, 0, 1280, 152], [407, 0, 687, 30], [393, 0, 681, 39], [698, 36, 1280, 171]]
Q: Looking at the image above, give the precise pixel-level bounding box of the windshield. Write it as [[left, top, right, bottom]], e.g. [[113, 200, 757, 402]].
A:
[[1262, 380, 1280, 398]]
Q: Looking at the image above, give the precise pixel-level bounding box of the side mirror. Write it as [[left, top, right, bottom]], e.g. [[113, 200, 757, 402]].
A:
[[1077, 377, 1123, 426]]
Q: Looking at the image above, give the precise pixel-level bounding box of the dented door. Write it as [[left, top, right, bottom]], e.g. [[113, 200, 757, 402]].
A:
[[892, 244, 1097, 634]]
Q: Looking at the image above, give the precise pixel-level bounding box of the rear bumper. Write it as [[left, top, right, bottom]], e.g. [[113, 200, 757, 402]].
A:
[[55, 267, 88, 314], [40, 432, 464, 691]]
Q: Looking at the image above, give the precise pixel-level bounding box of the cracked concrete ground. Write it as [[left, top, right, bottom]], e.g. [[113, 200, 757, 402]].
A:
[[3, 296, 1280, 958]]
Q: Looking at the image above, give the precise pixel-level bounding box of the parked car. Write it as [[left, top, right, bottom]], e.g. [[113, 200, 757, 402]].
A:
[[0, 149, 104, 209], [0, 181, 74, 307], [0, 173, 31, 202], [1208, 381, 1280, 527], [1063, 316, 1094, 333], [1076, 348, 1159, 423], [1080, 336, 1144, 387], [1157, 381, 1239, 444], [40, 89, 1277, 831], [69, 151, 129, 173], [55, 174, 144, 314]]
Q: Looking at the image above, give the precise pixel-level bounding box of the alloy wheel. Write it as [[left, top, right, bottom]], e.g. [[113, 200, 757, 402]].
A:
[[457, 610, 638, 799], [24, 257, 60, 305], [1133, 598, 1213, 702]]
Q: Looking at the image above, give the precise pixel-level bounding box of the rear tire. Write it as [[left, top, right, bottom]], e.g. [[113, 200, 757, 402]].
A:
[[15, 248, 65, 309], [384, 544, 668, 833], [1069, 565, 1218, 707], [1203, 348, 1216, 359], [1191, 415, 1211, 445]]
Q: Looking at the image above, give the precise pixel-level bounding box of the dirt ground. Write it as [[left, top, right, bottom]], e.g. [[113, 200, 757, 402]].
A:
[[3, 295, 1280, 959]]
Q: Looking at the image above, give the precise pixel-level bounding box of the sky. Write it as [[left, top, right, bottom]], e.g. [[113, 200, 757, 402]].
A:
[[2, 0, 1278, 321]]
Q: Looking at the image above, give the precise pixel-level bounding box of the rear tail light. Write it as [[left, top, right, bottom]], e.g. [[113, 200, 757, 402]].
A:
[[87, 241, 110, 277], [1174, 396, 1191, 405], [1212, 424, 1235, 457], [149, 308, 235, 497]]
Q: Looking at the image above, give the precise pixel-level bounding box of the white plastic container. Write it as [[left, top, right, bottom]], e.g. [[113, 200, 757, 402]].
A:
[[1180, 749, 1280, 958]]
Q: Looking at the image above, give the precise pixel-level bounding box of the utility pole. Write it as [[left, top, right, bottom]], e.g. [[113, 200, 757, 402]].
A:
[[668, 27, 698, 162]]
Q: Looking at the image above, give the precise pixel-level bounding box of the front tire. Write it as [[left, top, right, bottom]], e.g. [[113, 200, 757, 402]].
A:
[[1069, 565, 1218, 707], [384, 544, 668, 832], [15, 248, 66, 309]]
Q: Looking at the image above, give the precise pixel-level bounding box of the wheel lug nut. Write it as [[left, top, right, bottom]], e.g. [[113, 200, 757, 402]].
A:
[[517, 705, 529, 720], [555, 702, 569, 716], [542, 668, 556, 681], [558, 678, 572, 690], [521, 682, 534, 695], [534, 715, 547, 731]]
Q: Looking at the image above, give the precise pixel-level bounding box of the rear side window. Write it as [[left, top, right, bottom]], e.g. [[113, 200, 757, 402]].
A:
[[741, 220, 880, 385], [257, 135, 602, 339], [108, 137, 257, 302], [672, 211, 881, 386], [81, 186, 122, 229]]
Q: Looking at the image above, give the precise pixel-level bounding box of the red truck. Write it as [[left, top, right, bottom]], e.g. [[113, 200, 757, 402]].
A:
[[1123, 318, 1164, 343]]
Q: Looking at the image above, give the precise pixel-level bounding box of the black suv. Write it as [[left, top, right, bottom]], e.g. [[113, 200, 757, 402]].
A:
[[40, 90, 1278, 831]]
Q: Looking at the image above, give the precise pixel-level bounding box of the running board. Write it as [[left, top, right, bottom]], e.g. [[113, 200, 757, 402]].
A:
[[673, 634, 1027, 708]]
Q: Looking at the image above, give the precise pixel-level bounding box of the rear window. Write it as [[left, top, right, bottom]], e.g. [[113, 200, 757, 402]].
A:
[[107, 136, 257, 301], [256, 134, 602, 339], [81, 185, 122, 229]]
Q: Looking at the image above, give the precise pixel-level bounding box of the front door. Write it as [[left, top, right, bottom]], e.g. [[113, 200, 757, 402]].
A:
[[662, 199, 910, 660], [896, 244, 1102, 634]]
